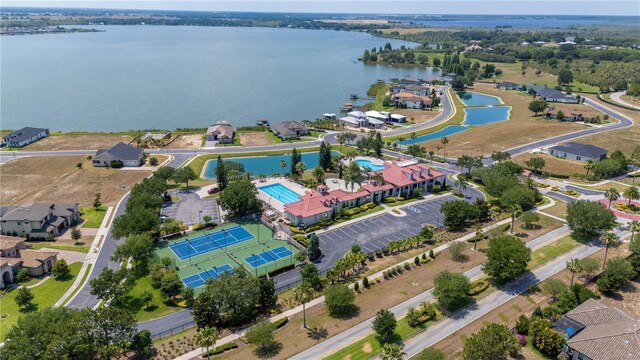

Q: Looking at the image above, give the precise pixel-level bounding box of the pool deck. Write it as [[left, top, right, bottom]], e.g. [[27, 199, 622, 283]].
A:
[[255, 177, 310, 213]]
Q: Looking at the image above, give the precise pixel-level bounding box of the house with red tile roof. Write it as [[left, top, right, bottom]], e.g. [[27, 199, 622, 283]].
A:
[[285, 160, 445, 227]]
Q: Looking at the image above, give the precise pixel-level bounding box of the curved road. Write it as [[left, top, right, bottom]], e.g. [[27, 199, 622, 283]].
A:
[[610, 91, 640, 110], [3, 92, 633, 337]]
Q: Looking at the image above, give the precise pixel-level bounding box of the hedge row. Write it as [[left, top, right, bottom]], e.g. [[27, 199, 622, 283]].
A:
[[202, 342, 238, 357], [467, 279, 490, 296], [292, 234, 309, 247], [272, 316, 289, 330]]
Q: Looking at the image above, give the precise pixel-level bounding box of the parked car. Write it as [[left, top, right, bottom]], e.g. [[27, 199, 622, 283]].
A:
[[207, 187, 220, 195]]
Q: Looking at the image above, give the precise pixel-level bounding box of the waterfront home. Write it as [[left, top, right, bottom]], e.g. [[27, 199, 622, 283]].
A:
[[271, 121, 309, 140], [496, 81, 521, 90], [339, 115, 368, 128], [0, 203, 80, 239], [392, 92, 432, 109], [390, 114, 407, 123], [553, 299, 640, 360], [1, 127, 49, 148], [403, 84, 430, 96], [0, 236, 58, 288], [528, 85, 579, 103], [92, 142, 144, 167], [206, 121, 235, 144], [285, 160, 445, 227], [547, 142, 607, 162]]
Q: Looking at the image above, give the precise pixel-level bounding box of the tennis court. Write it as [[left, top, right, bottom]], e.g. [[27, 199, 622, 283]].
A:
[[244, 246, 293, 268], [169, 225, 254, 260], [181, 263, 234, 288]]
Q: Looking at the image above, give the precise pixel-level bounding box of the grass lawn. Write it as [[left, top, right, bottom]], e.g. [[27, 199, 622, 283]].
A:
[[539, 200, 568, 220], [0, 262, 82, 340], [28, 242, 90, 253], [23, 133, 134, 151], [324, 314, 443, 360], [512, 153, 586, 177], [119, 270, 184, 322], [528, 235, 580, 269], [81, 206, 108, 228], [575, 181, 630, 192]]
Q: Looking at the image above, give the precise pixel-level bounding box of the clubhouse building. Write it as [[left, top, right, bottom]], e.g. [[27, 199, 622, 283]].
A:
[[285, 160, 445, 226]]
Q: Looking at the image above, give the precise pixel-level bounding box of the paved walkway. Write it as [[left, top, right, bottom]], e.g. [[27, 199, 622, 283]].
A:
[[610, 91, 640, 110]]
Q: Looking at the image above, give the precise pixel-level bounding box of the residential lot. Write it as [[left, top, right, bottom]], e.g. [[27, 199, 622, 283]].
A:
[[512, 153, 586, 177], [0, 156, 152, 206], [24, 133, 134, 151], [160, 190, 219, 225], [416, 85, 591, 158]]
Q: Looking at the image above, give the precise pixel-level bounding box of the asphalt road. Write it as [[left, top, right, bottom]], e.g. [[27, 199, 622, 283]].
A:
[[290, 226, 574, 360], [65, 155, 189, 309], [610, 91, 640, 110]]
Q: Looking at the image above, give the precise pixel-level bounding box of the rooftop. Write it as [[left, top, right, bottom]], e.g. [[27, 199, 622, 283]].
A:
[[2, 127, 48, 144], [549, 142, 608, 158], [96, 142, 144, 161]]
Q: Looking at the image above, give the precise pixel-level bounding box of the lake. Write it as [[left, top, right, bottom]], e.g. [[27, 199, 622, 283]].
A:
[[464, 106, 512, 125], [397, 125, 469, 145], [202, 150, 340, 179], [1, 26, 442, 132], [457, 92, 503, 107]]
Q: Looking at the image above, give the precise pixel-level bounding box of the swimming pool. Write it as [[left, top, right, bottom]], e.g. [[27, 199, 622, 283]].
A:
[[396, 125, 469, 145], [354, 159, 386, 171], [464, 106, 511, 125], [457, 91, 503, 106], [203, 150, 340, 179], [259, 183, 301, 204]]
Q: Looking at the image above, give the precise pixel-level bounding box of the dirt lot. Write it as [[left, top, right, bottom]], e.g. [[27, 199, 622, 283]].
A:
[[163, 134, 202, 149], [416, 85, 590, 158], [512, 153, 586, 177], [239, 132, 272, 146], [396, 108, 441, 124], [598, 278, 640, 318], [25, 134, 133, 151], [0, 156, 151, 206], [572, 94, 640, 155]]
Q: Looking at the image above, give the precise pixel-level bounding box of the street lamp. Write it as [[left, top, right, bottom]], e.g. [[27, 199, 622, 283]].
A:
[[198, 210, 202, 224], [253, 254, 258, 276]]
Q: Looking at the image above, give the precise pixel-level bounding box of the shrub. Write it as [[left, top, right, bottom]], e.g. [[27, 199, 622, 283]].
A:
[[429, 249, 435, 259], [515, 314, 530, 334], [203, 342, 239, 356], [404, 262, 411, 271], [353, 281, 360, 292], [293, 234, 309, 247], [362, 276, 370, 288], [414, 256, 420, 266], [466, 279, 490, 296], [421, 253, 427, 261], [271, 316, 289, 330], [16, 268, 30, 283]]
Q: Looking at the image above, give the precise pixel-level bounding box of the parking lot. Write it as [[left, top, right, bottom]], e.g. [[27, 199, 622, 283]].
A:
[[161, 190, 220, 225], [315, 195, 457, 272]]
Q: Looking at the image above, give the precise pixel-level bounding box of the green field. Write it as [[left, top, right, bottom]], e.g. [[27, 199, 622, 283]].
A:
[[155, 221, 300, 293], [80, 206, 108, 228], [0, 262, 82, 340]]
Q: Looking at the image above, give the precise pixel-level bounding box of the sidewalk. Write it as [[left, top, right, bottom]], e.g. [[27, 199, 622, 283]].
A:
[[54, 205, 114, 307]]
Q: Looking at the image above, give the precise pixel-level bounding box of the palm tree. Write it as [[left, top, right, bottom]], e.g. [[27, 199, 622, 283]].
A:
[[280, 160, 287, 176], [381, 343, 406, 360], [410, 132, 417, 145], [337, 133, 347, 155], [600, 232, 619, 269], [623, 186, 640, 205], [373, 172, 385, 186], [524, 177, 536, 191], [627, 220, 640, 244], [510, 205, 523, 234], [295, 161, 307, 178], [454, 178, 468, 193], [293, 282, 314, 329], [196, 326, 219, 360], [441, 137, 450, 161], [345, 162, 363, 192], [566, 258, 582, 286], [436, 145, 442, 160], [584, 160, 594, 177], [473, 223, 484, 250], [604, 188, 620, 209], [311, 166, 325, 185]]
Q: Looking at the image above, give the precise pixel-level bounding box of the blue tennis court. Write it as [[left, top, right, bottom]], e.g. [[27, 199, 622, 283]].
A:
[[244, 246, 293, 268], [169, 225, 254, 260], [181, 264, 234, 288]]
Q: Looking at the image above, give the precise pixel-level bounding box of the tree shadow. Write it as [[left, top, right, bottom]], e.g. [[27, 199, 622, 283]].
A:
[[253, 341, 283, 358], [306, 326, 329, 340], [328, 305, 360, 320], [375, 332, 402, 345], [19, 303, 38, 314]]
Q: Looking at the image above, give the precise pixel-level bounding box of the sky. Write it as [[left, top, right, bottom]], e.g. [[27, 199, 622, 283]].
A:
[[2, 0, 639, 16]]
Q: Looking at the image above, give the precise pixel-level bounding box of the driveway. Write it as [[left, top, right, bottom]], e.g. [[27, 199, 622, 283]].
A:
[[161, 190, 219, 225]]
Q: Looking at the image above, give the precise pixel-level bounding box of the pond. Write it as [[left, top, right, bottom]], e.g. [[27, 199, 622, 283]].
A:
[[457, 91, 503, 107], [464, 106, 512, 125], [397, 125, 469, 145], [202, 150, 340, 179]]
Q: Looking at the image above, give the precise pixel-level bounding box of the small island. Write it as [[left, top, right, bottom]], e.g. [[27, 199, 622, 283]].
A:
[[0, 26, 103, 36]]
